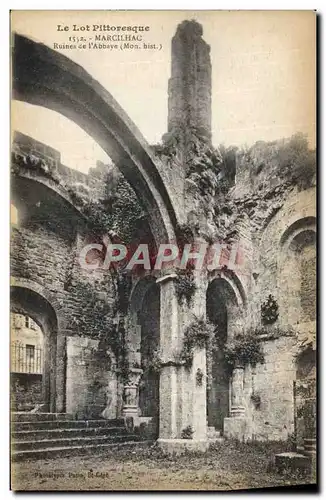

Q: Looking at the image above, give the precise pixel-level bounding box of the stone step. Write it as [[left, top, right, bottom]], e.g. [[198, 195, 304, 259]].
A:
[[12, 433, 135, 451], [11, 412, 74, 422], [207, 427, 222, 440], [11, 419, 124, 432], [12, 426, 126, 441], [11, 438, 151, 462]]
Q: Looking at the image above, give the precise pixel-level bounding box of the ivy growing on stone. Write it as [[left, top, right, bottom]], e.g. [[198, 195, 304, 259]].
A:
[[69, 274, 130, 379], [175, 267, 197, 308], [223, 334, 265, 370], [115, 270, 132, 315], [11, 151, 61, 184], [261, 294, 279, 325], [179, 316, 216, 371], [181, 425, 194, 440], [175, 222, 196, 246]]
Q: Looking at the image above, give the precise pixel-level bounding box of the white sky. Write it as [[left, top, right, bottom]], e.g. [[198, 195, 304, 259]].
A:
[[11, 10, 316, 173]]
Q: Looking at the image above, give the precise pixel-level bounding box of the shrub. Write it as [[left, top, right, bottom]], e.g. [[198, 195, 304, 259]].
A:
[[223, 334, 265, 369]]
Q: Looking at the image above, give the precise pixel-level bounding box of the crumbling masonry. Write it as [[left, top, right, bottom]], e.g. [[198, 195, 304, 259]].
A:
[[11, 20, 316, 454]]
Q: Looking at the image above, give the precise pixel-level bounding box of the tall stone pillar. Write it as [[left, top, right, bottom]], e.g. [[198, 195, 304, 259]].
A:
[[156, 274, 179, 441], [230, 365, 245, 417], [168, 20, 212, 143], [156, 273, 208, 454]]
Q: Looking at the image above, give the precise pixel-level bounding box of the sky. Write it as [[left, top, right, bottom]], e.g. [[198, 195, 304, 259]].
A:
[[11, 10, 316, 173]]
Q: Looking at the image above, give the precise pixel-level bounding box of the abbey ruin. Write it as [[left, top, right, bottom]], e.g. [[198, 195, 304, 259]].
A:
[[11, 20, 316, 458]]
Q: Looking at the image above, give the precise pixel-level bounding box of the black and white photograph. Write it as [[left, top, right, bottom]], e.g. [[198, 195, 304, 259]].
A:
[[9, 9, 317, 491]]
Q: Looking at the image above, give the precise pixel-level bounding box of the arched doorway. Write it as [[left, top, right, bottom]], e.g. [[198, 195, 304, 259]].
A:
[[279, 218, 316, 326], [10, 285, 58, 412], [206, 277, 240, 431], [10, 313, 44, 411], [129, 277, 160, 436]]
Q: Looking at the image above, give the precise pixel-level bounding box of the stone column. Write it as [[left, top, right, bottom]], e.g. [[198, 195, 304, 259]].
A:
[[156, 273, 208, 454], [122, 368, 143, 427], [156, 274, 179, 442], [55, 333, 66, 413], [230, 364, 245, 417]]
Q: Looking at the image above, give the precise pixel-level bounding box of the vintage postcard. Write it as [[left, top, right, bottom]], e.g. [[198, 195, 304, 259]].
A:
[[10, 10, 317, 491]]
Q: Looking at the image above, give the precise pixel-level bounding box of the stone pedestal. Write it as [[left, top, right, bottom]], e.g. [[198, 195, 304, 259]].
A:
[[122, 368, 143, 427], [157, 438, 209, 455], [230, 365, 245, 417], [275, 452, 312, 475], [224, 364, 249, 441]]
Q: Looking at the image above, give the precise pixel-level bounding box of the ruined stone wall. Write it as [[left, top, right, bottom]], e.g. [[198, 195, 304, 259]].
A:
[[11, 373, 43, 411], [13, 130, 109, 201], [234, 185, 316, 442], [259, 187, 316, 329], [11, 133, 119, 416], [168, 20, 212, 140], [243, 336, 297, 441], [11, 226, 73, 291], [66, 336, 121, 419]]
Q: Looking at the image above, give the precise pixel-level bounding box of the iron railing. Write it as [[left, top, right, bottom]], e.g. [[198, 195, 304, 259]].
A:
[[11, 343, 43, 374]]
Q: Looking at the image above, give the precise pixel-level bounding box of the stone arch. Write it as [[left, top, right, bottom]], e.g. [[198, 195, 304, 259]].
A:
[[10, 280, 60, 412], [10, 278, 63, 323], [12, 33, 178, 245], [280, 216, 316, 250], [206, 275, 245, 431], [207, 269, 247, 311], [12, 166, 90, 228], [128, 276, 160, 428], [278, 217, 316, 326]]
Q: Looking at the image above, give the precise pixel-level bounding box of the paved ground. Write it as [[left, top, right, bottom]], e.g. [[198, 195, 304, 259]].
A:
[[11, 441, 316, 491]]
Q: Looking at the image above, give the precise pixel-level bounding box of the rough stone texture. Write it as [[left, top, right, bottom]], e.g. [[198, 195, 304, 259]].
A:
[[245, 337, 297, 441], [66, 336, 120, 420], [275, 452, 312, 475], [168, 20, 212, 141], [11, 373, 43, 411], [157, 438, 209, 455], [10, 21, 316, 453]]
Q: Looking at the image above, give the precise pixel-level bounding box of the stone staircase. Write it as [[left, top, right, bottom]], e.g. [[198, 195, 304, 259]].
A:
[[11, 412, 146, 461]]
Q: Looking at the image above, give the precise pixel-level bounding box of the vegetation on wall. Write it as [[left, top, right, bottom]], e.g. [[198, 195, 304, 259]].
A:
[[11, 150, 61, 184], [181, 425, 194, 440], [238, 133, 315, 191], [261, 295, 279, 325], [69, 271, 131, 378], [184, 127, 223, 196], [175, 222, 196, 246], [223, 334, 265, 370], [66, 174, 147, 243], [175, 267, 197, 308], [12, 147, 147, 244], [179, 316, 216, 369], [153, 127, 237, 197], [141, 349, 164, 375]]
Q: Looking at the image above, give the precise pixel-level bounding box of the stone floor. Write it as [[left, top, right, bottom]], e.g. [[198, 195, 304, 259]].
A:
[[11, 441, 317, 491]]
